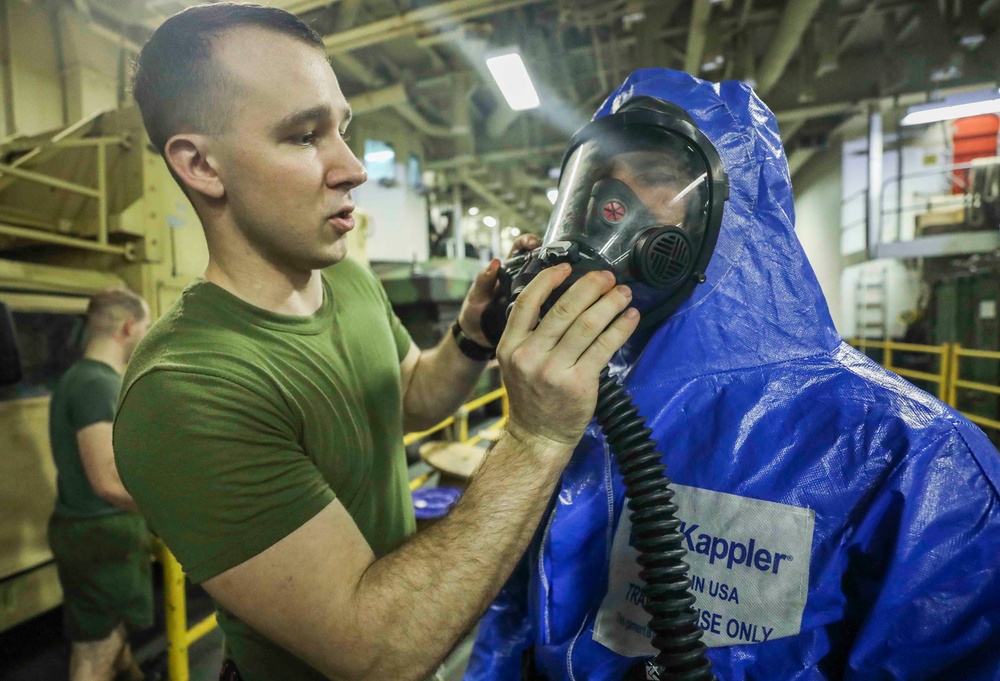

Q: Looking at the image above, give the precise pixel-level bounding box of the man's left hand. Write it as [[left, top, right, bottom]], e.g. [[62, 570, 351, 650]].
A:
[[457, 234, 542, 347]]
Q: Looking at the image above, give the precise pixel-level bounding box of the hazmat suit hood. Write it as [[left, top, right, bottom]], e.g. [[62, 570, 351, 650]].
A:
[[604, 68, 840, 374], [465, 69, 1000, 681]]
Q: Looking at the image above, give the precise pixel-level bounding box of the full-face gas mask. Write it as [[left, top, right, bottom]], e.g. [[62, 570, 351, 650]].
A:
[[481, 97, 729, 345]]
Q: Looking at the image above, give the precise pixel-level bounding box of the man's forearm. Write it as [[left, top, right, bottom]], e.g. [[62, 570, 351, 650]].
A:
[[348, 430, 570, 681], [403, 332, 489, 431]]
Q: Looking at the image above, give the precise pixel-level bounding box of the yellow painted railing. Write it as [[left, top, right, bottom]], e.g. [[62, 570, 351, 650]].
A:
[[850, 339, 1000, 432], [949, 345, 1000, 432], [157, 382, 508, 680], [153, 539, 218, 681], [849, 338, 951, 402]]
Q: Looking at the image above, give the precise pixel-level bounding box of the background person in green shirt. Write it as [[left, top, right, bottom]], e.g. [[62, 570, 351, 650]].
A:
[[48, 287, 152, 681], [115, 5, 640, 680]]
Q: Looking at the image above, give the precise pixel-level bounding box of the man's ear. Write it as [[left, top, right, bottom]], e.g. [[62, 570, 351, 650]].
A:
[[120, 316, 136, 339], [163, 134, 225, 200]]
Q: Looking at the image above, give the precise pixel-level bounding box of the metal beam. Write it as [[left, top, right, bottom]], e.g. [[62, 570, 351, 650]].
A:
[[0, 222, 128, 256], [343, 82, 456, 136], [757, 0, 825, 95], [874, 231, 1000, 259], [837, 0, 878, 55], [460, 173, 509, 220], [0, 0, 15, 136], [786, 147, 819, 177], [779, 119, 807, 142], [322, 0, 546, 55], [426, 142, 566, 170], [393, 103, 455, 137], [684, 0, 712, 75], [283, 0, 341, 15], [332, 53, 383, 88], [738, 0, 755, 30], [348, 83, 409, 114], [866, 106, 882, 259], [775, 101, 858, 123]]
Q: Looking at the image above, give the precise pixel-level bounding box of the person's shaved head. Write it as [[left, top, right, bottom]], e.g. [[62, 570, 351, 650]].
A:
[[86, 287, 148, 338], [131, 3, 326, 155]]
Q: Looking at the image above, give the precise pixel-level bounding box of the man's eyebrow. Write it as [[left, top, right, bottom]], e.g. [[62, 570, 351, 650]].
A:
[[273, 104, 334, 133], [342, 108, 353, 128]]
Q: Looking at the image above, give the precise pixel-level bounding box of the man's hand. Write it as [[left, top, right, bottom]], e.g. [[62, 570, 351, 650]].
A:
[[457, 234, 542, 347], [497, 265, 640, 449]]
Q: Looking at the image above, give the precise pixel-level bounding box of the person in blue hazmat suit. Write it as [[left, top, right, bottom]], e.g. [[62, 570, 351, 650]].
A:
[[465, 68, 1000, 681]]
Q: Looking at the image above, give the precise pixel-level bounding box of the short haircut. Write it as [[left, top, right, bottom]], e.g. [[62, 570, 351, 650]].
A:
[[86, 287, 147, 337], [132, 3, 326, 155]]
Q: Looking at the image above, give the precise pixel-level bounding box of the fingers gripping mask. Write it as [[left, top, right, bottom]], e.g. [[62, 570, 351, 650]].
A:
[[480, 98, 729, 346]]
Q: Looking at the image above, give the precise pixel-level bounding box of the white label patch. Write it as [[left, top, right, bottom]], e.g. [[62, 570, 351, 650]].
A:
[[594, 484, 814, 654]]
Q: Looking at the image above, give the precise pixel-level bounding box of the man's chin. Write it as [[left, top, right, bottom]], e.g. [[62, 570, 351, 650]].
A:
[[308, 243, 349, 270]]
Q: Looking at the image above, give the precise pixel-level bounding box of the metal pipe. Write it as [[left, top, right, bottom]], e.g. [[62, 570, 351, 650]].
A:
[[0, 222, 127, 255], [348, 83, 409, 114], [955, 346, 1000, 360], [589, 23, 609, 94], [756, 0, 825, 95], [866, 107, 883, 260], [426, 142, 565, 170], [0, 0, 15, 135], [392, 103, 455, 137], [323, 0, 545, 54], [684, 0, 712, 75], [97, 143, 107, 245], [895, 115, 903, 243], [774, 101, 858, 123], [184, 613, 219, 646], [0, 135, 128, 154], [452, 182, 463, 259], [880, 157, 1000, 189], [158, 543, 190, 681], [0, 162, 100, 197]]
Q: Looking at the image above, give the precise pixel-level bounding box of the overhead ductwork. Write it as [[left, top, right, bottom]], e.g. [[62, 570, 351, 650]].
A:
[[757, 0, 825, 96]]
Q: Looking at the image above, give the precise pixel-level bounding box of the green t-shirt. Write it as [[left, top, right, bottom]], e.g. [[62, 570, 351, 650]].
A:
[[114, 257, 415, 681], [49, 358, 124, 519]]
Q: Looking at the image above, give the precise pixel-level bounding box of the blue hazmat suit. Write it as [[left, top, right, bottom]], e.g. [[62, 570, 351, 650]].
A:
[[464, 69, 1000, 680]]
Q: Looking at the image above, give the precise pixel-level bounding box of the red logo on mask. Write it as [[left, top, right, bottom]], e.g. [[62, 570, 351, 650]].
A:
[[603, 200, 626, 223]]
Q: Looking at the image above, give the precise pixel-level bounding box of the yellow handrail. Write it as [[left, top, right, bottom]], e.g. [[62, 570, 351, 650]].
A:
[[850, 337, 951, 402], [851, 339, 1000, 431], [154, 539, 218, 681], [157, 381, 508, 679], [949, 344, 1000, 431]]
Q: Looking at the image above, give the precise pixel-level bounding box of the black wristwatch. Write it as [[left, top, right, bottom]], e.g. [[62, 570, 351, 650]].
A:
[[451, 320, 496, 361]]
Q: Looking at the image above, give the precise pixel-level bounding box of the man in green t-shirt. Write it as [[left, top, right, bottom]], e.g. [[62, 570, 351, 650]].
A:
[[49, 287, 152, 681], [116, 5, 640, 680]]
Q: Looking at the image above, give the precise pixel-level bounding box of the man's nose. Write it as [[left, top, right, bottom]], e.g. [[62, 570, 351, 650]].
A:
[[325, 141, 368, 191]]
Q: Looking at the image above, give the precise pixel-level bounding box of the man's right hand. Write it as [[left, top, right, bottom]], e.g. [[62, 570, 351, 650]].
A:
[[496, 264, 640, 451]]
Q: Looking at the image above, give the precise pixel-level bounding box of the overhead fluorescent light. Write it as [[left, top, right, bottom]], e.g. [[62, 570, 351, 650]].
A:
[[468, 206, 480, 216], [483, 215, 498, 228], [486, 52, 540, 111], [510, 227, 521, 236], [901, 89, 1000, 126]]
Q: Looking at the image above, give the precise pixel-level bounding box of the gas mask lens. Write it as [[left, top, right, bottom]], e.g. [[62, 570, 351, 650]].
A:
[[544, 127, 712, 289]]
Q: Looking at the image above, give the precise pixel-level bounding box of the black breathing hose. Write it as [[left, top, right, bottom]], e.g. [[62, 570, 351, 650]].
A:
[[595, 368, 715, 680]]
